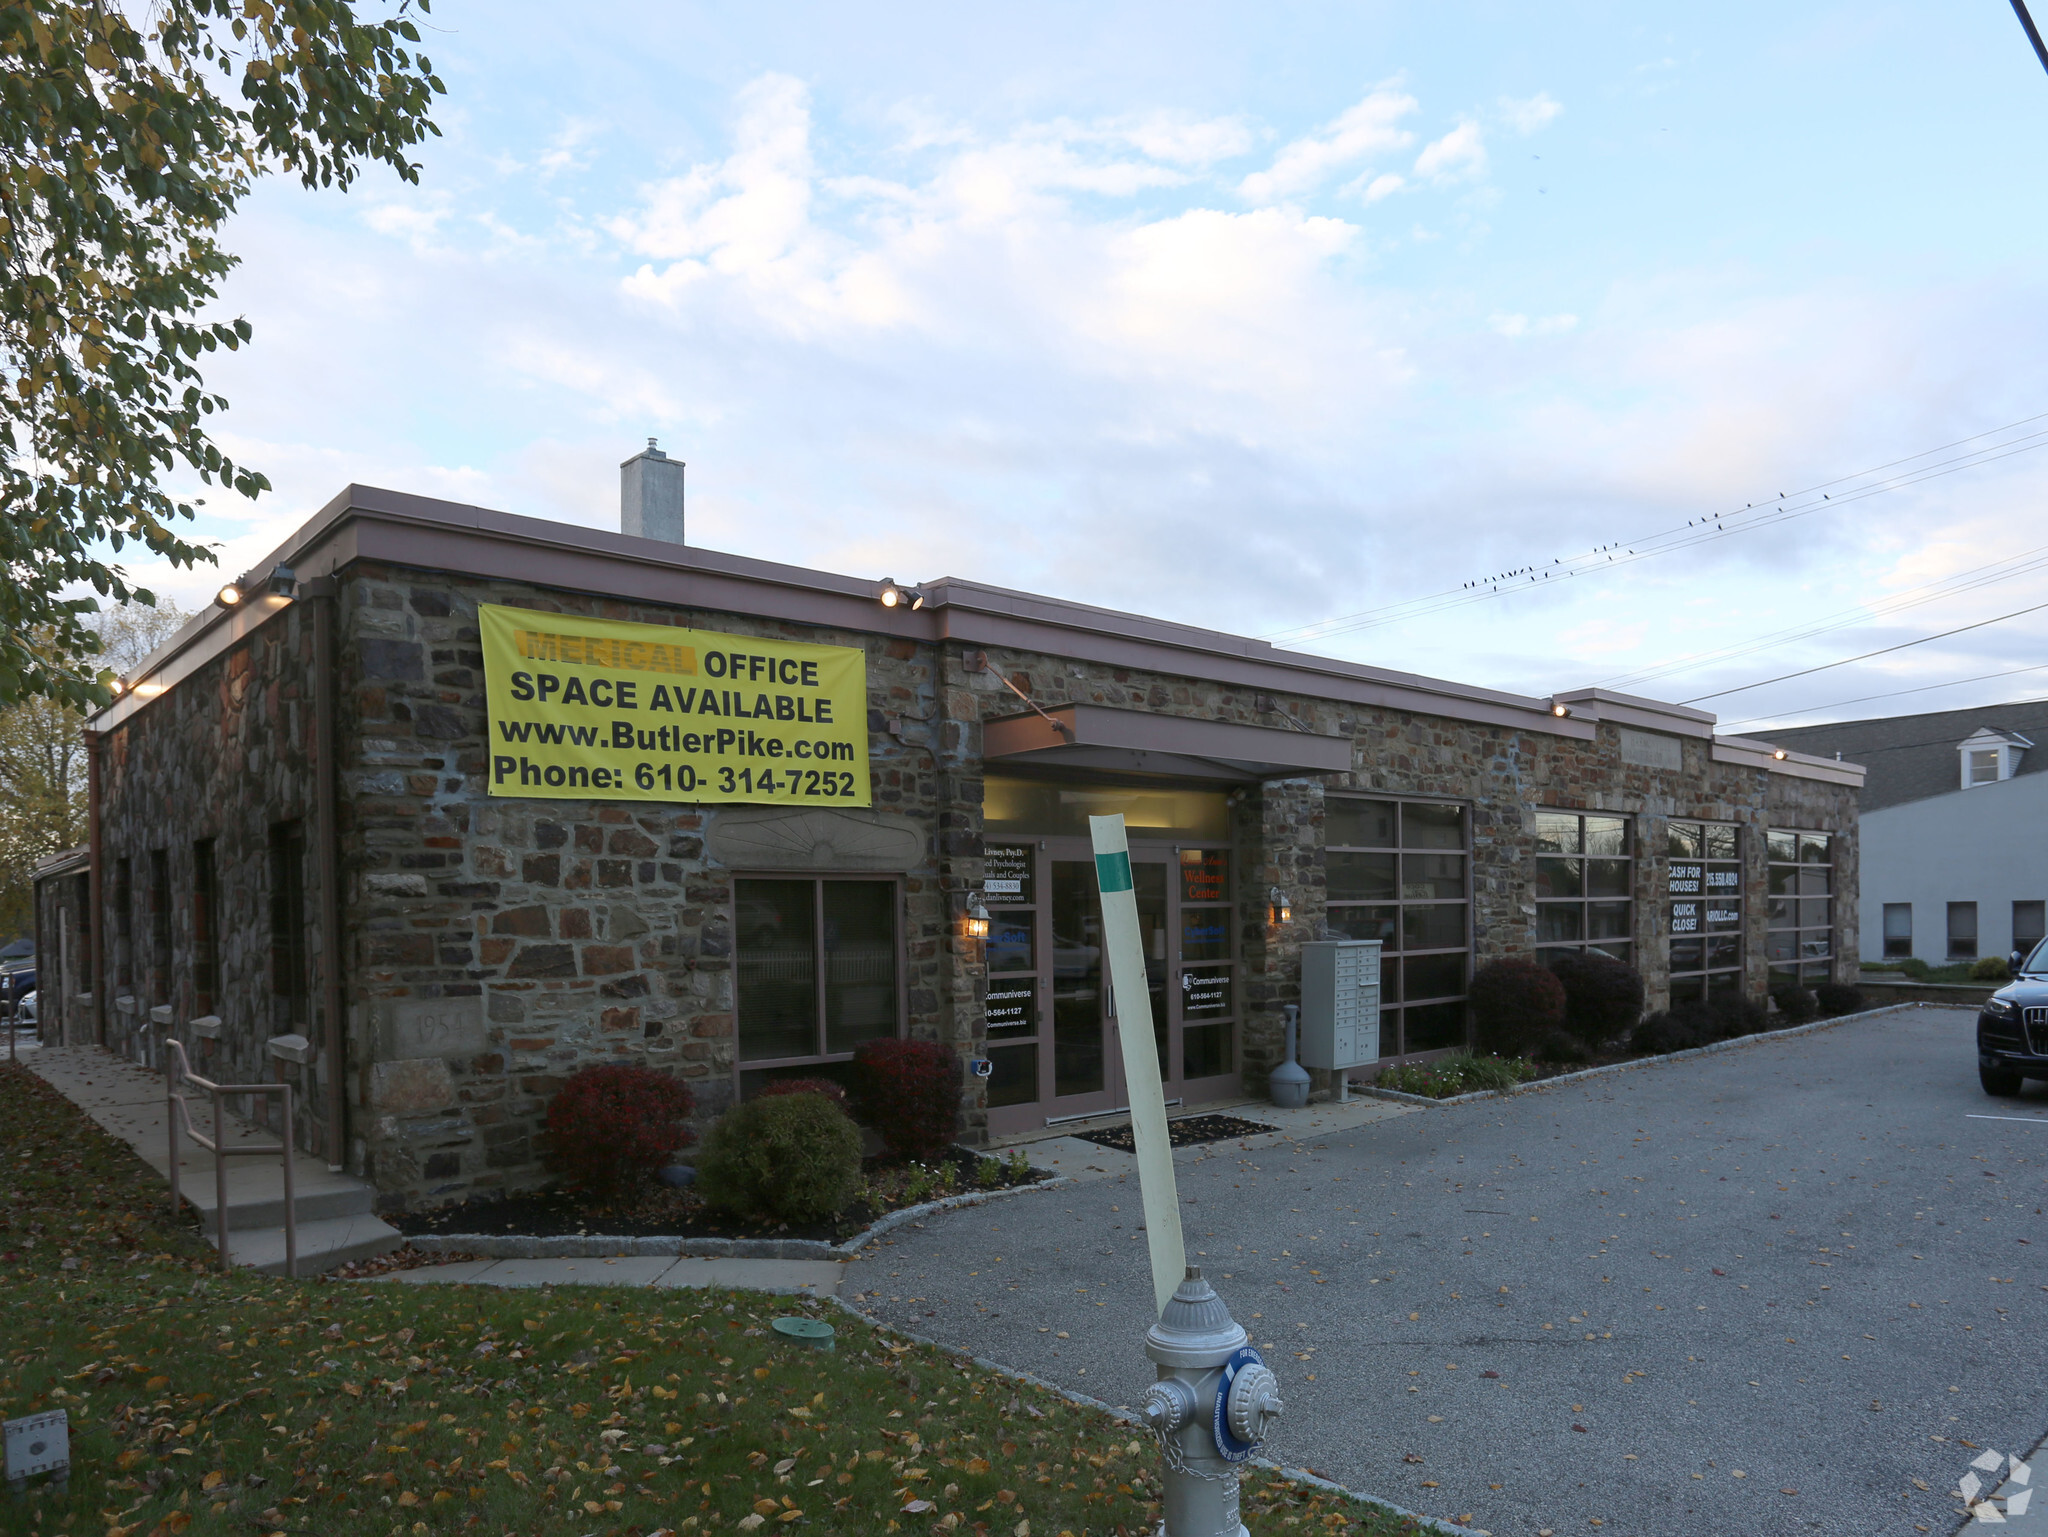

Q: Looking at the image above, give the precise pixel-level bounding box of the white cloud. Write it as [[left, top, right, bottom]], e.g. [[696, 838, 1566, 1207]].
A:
[[1415, 121, 1487, 183], [1499, 93, 1563, 135], [1113, 110, 1256, 166], [1238, 88, 1417, 203], [1492, 312, 1579, 337]]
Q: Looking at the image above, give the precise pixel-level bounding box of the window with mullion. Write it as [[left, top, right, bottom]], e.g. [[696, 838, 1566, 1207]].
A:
[[1667, 820, 1742, 1004], [735, 876, 901, 1071], [1533, 811, 1634, 964], [1325, 796, 1471, 1057], [1765, 829, 1833, 985]]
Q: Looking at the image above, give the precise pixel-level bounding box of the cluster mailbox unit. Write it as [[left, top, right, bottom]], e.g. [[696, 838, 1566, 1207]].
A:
[[1298, 939, 1383, 1088]]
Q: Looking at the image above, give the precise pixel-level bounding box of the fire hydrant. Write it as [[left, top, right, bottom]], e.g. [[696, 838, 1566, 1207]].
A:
[[1141, 1267, 1284, 1537]]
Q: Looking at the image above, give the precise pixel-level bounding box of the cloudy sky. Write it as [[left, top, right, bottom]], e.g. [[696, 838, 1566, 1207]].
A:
[[140, 2, 2048, 735]]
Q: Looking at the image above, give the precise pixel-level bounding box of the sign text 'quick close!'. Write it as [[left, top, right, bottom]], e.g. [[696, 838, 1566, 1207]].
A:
[[480, 603, 871, 806]]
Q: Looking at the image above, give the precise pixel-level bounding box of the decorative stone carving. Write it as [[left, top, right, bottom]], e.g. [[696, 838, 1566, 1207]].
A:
[[706, 806, 925, 872]]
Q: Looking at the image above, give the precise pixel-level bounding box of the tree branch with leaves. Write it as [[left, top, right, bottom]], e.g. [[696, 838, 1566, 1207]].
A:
[[0, 0, 443, 711]]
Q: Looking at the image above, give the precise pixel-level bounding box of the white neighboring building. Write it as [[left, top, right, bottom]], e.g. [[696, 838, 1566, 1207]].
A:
[[1772, 704, 2048, 965]]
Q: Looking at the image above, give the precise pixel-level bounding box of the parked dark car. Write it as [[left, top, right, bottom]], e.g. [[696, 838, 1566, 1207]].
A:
[[1978, 943, 2048, 1096]]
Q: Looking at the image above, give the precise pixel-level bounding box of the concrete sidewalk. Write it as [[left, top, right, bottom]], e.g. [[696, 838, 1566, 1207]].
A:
[[378, 1254, 845, 1294], [25, 1045, 401, 1274]]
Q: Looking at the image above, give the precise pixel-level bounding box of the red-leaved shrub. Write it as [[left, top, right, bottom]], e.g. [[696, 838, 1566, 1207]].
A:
[[545, 1064, 696, 1192], [757, 1076, 850, 1109], [852, 1038, 958, 1163], [1469, 958, 1566, 1056]]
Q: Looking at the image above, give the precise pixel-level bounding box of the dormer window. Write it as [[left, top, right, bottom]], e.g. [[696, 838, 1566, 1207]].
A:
[[1958, 727, 2032, 789]]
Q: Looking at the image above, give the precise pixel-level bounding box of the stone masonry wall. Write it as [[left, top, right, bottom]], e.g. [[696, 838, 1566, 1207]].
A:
[[92, 600, 331, 1155], [87, 558, 1861, 1213]]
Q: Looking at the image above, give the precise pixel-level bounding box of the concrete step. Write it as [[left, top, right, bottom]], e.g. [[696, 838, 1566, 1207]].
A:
[[227, 1213, 404, 1277], [181, 1164, 376, 1230], [26, 1045, 396, 1274]]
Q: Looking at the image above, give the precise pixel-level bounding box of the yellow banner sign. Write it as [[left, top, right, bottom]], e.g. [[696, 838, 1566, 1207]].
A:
[[479, 603, 870, 806]]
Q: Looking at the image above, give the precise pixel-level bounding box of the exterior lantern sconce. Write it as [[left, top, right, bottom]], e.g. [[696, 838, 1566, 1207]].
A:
[[1269, 886, 1291, 925], [267, 563, 298, 599], [878, 577, 925, 611], [215, 581, 244, 608], [963, 895, 991, 940]]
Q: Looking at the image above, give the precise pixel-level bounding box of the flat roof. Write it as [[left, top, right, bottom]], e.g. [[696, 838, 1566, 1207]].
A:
[[88, 483, 1862, 788]]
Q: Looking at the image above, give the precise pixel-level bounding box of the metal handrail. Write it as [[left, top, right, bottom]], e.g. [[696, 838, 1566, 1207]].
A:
[[164, 1038, 298, 1279]]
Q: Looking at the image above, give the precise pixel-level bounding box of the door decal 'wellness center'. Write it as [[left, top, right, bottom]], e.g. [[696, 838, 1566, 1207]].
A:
[[480, 603, 871, 806]]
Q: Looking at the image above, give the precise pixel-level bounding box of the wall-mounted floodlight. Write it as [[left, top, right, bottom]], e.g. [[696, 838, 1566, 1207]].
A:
[[215, 582, 243, 608], [878, 577, 925, 611], [1772, 748, 1788, 761], [1551, 702, 1570, 718]]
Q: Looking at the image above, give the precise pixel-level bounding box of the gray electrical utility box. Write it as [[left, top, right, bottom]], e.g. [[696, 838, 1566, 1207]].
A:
[[1298, 939, 1382, 1070]]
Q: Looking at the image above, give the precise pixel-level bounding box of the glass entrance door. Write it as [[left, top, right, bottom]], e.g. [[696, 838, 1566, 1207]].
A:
[[983, 835, 1239, 1136]]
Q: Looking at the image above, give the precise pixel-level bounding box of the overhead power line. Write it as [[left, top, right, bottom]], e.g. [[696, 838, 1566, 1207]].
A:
[[1718, 662, 2048, 731], [1596, 538, 2048, 691], [2013, 0, 2048, 78], [1682, 595, 2048, 704], [1265, 410, 2048, 648]]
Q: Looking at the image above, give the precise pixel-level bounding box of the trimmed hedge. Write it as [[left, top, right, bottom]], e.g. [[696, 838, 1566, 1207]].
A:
[[1814, 981, 1865, 1017], [696, 1092, 863, 1222], [1548, 951, 1646, 1051], [544, 1064, 696, 1193], [1470, 959, 1566, 1057], [758, 1076, 850, 1109], [1771, 984, 1819, 1023]]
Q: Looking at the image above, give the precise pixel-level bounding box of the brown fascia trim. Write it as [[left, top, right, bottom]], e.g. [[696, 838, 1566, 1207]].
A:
[[87, 483, 1781, 767]]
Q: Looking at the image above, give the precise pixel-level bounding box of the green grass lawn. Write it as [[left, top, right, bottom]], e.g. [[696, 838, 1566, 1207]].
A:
[[0, 1064, 1423, 1537], [1858, 961, 1999, 985]]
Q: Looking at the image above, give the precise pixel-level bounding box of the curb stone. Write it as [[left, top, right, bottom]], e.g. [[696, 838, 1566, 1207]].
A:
[[1352, 1001, 1927, 1108], [823, 1294, 1472, 1536], [405, 1168, 1073, 1262]]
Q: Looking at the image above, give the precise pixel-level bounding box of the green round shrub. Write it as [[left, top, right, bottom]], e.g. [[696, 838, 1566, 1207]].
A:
[[1970, 956, 2012, 983], [1469, 959, 1566, 1056], [1898, 957, 1931, 980], [696, 1092, 863, 1223]]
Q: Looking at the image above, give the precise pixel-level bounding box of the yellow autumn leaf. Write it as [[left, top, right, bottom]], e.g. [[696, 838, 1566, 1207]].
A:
[[754, 1498, 782, 1515], [396, 1491, 418, 1507], [201, 1471, 225, 1491], [778, 1512, 803, 1524], [146, 1375, 168, 1390]]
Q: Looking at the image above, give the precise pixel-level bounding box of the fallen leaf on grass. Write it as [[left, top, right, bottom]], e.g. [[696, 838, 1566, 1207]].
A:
[[738, 1517, 766, 1532], [903, 1498, 934, 1513]]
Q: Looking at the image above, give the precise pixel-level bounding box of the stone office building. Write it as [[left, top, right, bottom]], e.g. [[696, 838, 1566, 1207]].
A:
[[37, 447, 1864, 1211]]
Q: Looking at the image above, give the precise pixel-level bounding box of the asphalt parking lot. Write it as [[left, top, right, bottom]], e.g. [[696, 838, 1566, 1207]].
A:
[[845, 1007, 2048, 1536]]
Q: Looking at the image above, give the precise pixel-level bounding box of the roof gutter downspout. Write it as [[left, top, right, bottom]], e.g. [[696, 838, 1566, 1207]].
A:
[[306, 578, 347, 1171], [86, 728, 104, 1049]]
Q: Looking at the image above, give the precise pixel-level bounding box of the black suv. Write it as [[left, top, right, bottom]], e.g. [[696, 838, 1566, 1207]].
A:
[[1978, 943, 2048, 1096]]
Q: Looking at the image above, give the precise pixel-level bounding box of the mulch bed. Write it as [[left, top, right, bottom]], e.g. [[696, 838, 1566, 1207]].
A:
[[388, 1145, 1046, 1245], [1072, 1112, 1278, 1152]]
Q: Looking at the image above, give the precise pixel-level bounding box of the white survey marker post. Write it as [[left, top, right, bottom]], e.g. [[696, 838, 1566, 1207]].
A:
[[1089, 813, 1188, 1314]]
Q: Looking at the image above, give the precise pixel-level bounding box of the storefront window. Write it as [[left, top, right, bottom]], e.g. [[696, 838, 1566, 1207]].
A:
[[1667, 820, 1741, 1005], [1325, 797, 1470, 1056], [1534, 811, 1633, 965], [1766, 830, 1833, 985], [735, 877, 900, 1072]]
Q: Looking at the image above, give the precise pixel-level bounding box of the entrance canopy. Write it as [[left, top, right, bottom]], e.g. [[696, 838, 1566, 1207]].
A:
[[983, 703, 1352, 782]]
